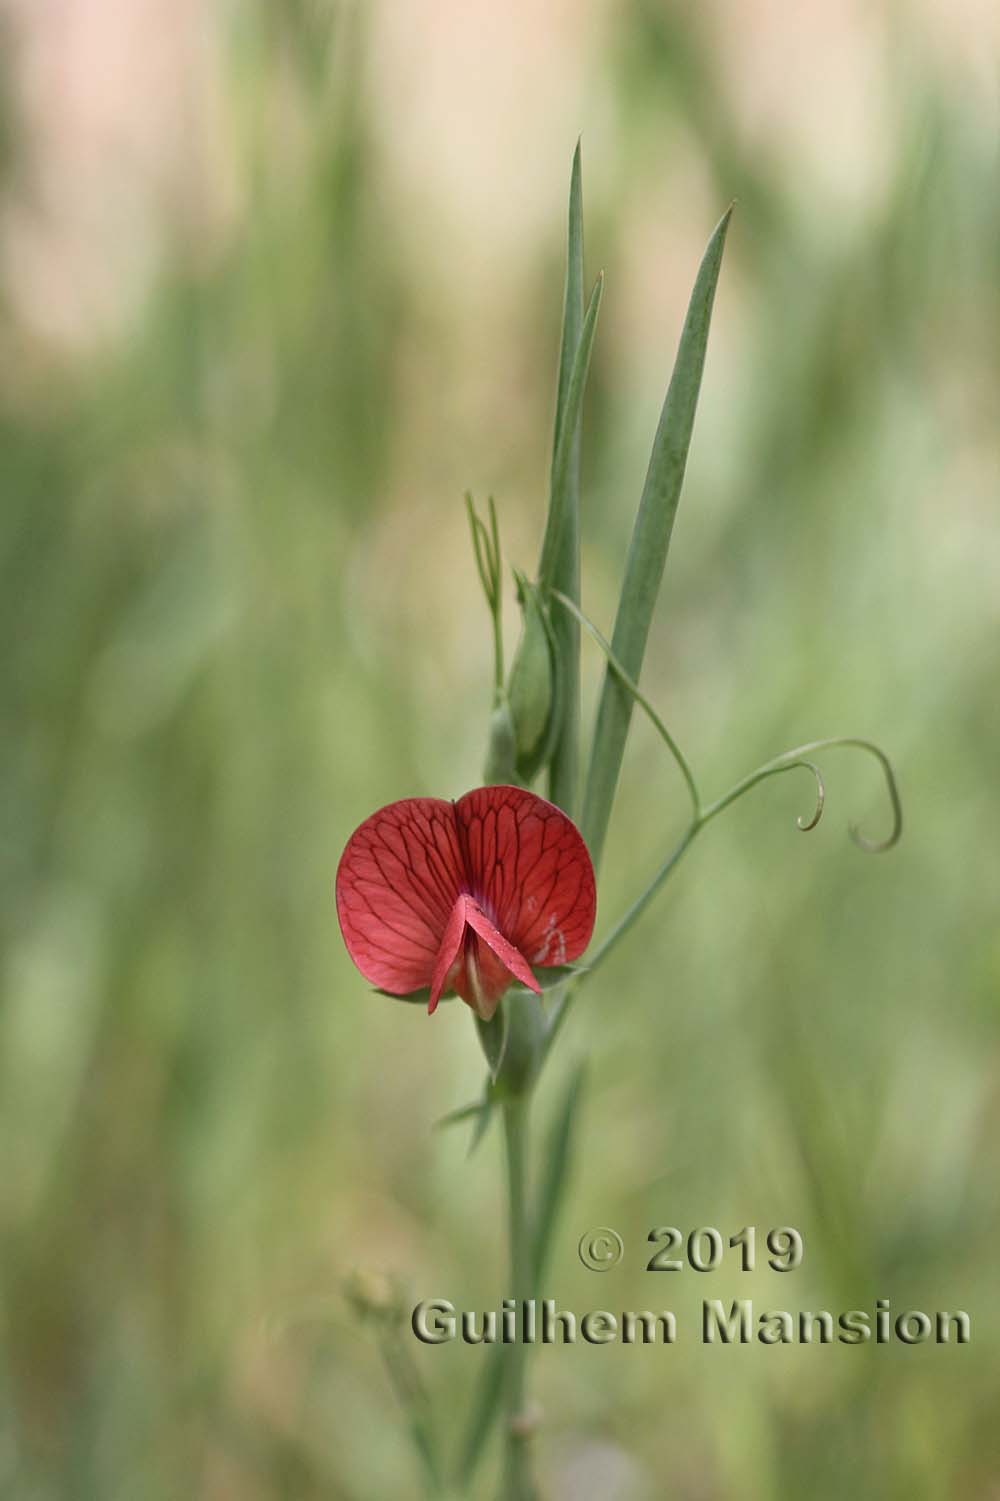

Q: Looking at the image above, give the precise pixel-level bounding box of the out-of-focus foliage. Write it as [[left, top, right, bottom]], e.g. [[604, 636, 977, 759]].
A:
[[1, 2, 998, 1497]]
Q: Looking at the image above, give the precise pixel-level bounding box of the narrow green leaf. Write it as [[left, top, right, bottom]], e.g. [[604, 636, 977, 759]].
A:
[[582, 206, 733, 870], [538, 270, 603, 593], [552, 141, 585, 464], [437, 1084, 496, 1156], [535, 265, 602, 808], [434, 1100, 484, 1131], [466, 1094, 495, 1156], [544, 142, 586, 815], [532, 1058, 587, 1283]]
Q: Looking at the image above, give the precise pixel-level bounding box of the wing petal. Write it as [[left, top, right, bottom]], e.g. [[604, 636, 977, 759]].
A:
[[428, 897, 468, 1014], [463, 896, 540, 995]]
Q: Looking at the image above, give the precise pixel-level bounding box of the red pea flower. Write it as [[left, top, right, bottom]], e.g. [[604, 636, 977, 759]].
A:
[[336, 785, 596, 1021]]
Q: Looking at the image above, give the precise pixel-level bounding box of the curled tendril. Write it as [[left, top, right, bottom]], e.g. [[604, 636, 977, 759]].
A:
[[704, 756, 827, 833], [543, 737, 901, 1064], [701, 737, 901, 853], [840, 740, 903, 853], [792, 739, 901, 853], [793, 760, 825, 831]]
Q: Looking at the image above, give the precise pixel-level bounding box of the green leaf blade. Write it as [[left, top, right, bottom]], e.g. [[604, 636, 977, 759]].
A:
[[542, 144, 587, 816], [537, 269, 603, 593], [552, 140, 585, 467], [582, 205, 733, 869]]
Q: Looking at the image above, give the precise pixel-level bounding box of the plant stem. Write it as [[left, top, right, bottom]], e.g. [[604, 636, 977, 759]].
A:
[[501, 1096, 536, 1501]]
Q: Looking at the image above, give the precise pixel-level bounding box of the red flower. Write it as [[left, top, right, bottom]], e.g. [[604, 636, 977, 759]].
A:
[[336, 785, 596, 1021]]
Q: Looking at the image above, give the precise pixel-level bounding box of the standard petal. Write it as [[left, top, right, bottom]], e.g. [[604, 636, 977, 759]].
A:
[[336, 797, 466, 995], [455, 785, 596, 970]]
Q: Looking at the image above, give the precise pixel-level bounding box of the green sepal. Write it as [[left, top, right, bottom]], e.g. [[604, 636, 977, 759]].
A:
[[506, 964, 588, 999], [480, 989, 542, 1099], [371, 986, 435, 1004], [375, 965, 583, 1011], [533, 963, 589, 988], [474, 1006, 509, 1082]]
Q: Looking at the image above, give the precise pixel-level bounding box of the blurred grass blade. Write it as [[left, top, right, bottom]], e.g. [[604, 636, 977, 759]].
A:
[[532, 1058, 587, 1282], [582, 206, 733, 869], [546, 142, 585, 815]]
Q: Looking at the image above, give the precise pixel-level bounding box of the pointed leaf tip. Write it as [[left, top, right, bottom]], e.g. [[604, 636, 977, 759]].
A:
[[582, 205, 733, 869]]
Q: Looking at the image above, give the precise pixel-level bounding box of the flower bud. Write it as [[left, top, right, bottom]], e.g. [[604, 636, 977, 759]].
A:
[[344, 1269, 405, 1326], [483, 697, 517, 785], [507, 573, 556, 779]]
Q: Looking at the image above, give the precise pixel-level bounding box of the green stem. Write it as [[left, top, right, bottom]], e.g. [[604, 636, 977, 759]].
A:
[[501, 1097, 536, 1501]]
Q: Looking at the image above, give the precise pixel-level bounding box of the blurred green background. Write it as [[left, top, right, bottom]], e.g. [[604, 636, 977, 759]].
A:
[[2, 2, 998, 1497]]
